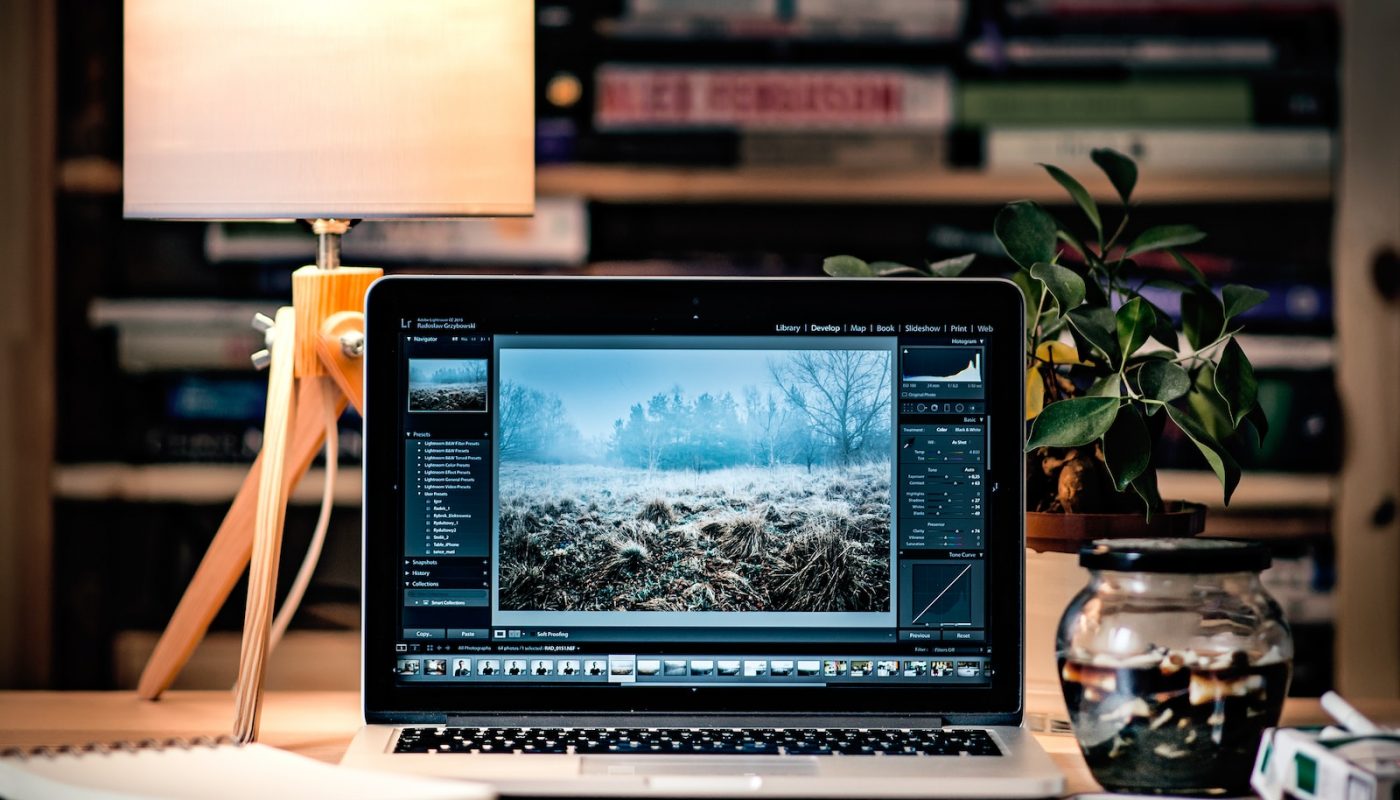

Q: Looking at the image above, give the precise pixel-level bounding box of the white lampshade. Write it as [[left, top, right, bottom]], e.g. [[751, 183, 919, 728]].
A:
[[124, 0, 534, 219]]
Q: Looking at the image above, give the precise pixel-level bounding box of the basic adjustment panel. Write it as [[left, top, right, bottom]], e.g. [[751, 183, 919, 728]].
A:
[[897, 423, 985, 550]]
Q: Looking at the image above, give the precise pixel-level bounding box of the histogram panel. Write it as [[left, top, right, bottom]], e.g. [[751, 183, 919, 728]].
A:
[[902, 347, 983, 382]]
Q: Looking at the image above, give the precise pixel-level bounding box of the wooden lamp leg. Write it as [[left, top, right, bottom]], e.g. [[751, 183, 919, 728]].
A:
[[231, 307, 297, 742], [136, 264, 379, 701]]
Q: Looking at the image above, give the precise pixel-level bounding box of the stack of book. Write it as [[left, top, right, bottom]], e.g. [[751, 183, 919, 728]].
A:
[[956, 0, 1336, 173], [536, 0, 1337, 175], [86, 298, 363, 464]]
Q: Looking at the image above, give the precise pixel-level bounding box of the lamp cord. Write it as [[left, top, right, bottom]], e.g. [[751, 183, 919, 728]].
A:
[[268, 376, 339, 655]]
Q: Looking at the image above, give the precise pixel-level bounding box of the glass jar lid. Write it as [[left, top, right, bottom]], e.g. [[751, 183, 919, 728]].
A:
[[1078, 537, 1271, 573]]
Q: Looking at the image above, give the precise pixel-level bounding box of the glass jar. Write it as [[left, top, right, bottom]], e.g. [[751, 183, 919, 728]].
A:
[[1057, 538, 1292, 796]]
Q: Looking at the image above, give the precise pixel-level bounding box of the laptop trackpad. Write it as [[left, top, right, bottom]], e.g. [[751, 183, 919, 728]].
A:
[[581, 756, 817, 777]]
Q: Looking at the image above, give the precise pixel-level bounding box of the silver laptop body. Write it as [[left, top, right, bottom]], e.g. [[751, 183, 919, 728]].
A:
[[343, 276, 1065, 797]]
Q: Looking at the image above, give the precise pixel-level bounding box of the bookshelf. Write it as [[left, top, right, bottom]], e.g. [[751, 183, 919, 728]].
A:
[[536, 164, 1332, 205], [53, 464, 364, 507], [59, 157, 1333, 204], [38, 0, 1360, 697]]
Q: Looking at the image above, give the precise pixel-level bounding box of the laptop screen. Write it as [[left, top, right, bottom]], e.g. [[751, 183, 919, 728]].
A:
[[366, 277, 1023, 715]]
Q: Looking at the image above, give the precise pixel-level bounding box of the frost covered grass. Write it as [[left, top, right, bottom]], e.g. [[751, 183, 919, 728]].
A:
[[409, 382, 487, 412], [498, 462, 891, 612]]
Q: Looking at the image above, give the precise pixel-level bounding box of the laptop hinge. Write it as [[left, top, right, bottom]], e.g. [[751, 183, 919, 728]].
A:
[[443, 713, 947, 729]]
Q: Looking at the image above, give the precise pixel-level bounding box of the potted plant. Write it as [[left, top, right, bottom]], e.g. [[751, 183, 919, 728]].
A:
[[824, 149, 1270, 711], [825, 148, 1268, 538]]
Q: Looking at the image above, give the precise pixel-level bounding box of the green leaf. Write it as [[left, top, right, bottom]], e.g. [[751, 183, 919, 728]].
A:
[[823, 255, 873, 277], [1102, 404, 1151, 492], [926, 253, 976, 277], [1029, 262, 1086, 314], [1067, 305, 1122, 367], [1188, 364, 1236, 441], [1135, 360, 1191, 407], [1115, 297, 1156, 359], [870, 261, 928, 277], [1091, 148, 1138, 204], [1143, 298, 1179, 350], [1181, 287, 1225, 351], [1026, 396, 1120, 450], [1222, 284, 1269, 320], [1041, 163, 1102, 241], [1009, 269, 1042, 327], [1165, 404, 1242, 506], [1087, 374, 1121, 397], [1130, 467, 1164, 517], [1214, 337, 1258, 428], [1188, 388, 1233, 444], [1169, 249, 1210, 288], [1125, 225, 1207, 258], [994, 200, 1058, 270], [1244, 403, 1270, 448]]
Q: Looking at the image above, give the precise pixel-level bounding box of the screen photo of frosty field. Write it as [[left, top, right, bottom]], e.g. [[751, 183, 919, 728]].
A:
[[495, 342, 895, 616], [408, 358, 488, 412]]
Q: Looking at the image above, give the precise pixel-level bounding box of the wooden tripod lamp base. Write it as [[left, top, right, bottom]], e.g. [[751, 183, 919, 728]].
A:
[[136, 262, 381, 742]]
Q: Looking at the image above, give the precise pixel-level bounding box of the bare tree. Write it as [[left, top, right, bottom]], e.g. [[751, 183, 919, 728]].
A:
[[770, 350, 892, 466], [744, 387, 791, 466], [497, 382, 534, 458], [498, 382, 570, 460]]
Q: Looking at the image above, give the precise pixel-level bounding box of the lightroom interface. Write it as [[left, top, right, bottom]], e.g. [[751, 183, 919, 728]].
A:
[[395, 321, 994, 688]]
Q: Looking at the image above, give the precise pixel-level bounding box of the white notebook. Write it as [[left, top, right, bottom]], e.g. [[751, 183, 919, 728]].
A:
[[0, 738, 493, 800]]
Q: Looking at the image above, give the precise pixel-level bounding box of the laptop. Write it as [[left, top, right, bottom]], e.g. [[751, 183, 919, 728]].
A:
[[343, 276, 1064, 797]]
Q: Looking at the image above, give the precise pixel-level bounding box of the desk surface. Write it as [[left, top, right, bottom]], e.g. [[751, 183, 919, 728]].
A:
[[1, 692, 1396, 797]]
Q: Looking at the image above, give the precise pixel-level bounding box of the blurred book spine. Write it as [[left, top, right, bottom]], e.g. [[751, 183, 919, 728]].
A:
[[89, 298, 274, 372], [609, 0, 966, 41], [959, 80, 1250, 125], [967, 37, 1279, 69], [740, 131, 943, 169], [1005, 0, 1334, 15], [975, 128, 1332, 172], [596, 65, 953, 131], [625, 0, 779, 16]]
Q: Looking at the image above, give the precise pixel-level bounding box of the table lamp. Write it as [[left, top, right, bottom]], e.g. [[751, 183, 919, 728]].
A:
[[123, 0, 534, 741]]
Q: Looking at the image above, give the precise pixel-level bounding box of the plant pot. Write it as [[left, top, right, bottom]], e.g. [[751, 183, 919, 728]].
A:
[[1023, 503, 1208, 725], [1026, 501, 1207, 555]]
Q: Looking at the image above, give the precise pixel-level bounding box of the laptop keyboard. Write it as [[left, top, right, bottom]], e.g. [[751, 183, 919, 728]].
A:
[[393, 727, 1001, 756]]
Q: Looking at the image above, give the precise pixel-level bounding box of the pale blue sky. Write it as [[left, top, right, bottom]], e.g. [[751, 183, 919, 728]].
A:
[[500, 348, 788, 441]]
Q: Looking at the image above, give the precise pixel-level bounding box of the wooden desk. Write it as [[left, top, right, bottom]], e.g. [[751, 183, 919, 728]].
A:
[[1, 692, 1396, 797]]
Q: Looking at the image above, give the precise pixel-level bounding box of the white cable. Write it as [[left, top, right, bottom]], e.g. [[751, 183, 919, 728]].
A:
[[267, 379, 339, 654]]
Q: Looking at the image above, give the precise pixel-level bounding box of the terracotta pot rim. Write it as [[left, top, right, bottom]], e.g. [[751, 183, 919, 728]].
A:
[[1024, 502, 1207, 554]]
